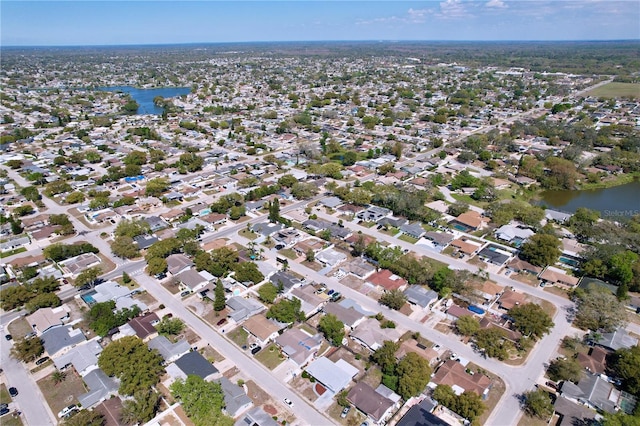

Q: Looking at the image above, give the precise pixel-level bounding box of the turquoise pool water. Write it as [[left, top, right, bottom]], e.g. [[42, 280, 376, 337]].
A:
[[81, 291, 97, 305]]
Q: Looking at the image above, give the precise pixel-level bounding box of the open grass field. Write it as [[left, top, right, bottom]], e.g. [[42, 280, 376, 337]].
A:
[[588, 82, 640, 99]]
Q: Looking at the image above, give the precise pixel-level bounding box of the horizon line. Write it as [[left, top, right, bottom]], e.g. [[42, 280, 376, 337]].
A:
[[2, 38, 640, 49]]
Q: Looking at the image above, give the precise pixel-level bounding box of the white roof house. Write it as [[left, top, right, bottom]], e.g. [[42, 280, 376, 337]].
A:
[[305, 357, 359, 393]]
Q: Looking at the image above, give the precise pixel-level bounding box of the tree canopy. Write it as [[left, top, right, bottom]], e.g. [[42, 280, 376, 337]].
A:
[[318, 314, 345, 346], [98, 336, 164, 395], [509, 303, 554, 340], [523, 389, 554, 420], [520, 234, 561, 267], [10, 336, 44, 363], [573, 288, 627, 332], [170, 375, 234, 426], [266, 297, 304, 323]]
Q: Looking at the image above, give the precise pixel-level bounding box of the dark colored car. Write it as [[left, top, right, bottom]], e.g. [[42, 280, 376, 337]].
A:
[[8, 387, 18, 397], [4, 334, 12, 341], [0, 407, 9, 416], [36, 356, 50, 366], [251, 346, 262, 355], [216, 318, 227, 326]]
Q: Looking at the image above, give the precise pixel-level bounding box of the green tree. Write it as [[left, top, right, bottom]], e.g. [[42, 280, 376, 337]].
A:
[[258, 283, 278, 304], [268, 199, 281, 223], [51, 370, 67, 385], [612, 345, 640, 397], [396, 352, 431, 399], [0, 285, 33, 310], [214, 279, 226, 311], [121, 390, 160, 424], [25, 292, 61, 313], [318, 314, 345, 346], [601, 411, 640, 426], [520, 234, 561, 267], [98, 336, 164, 396], [64, 191, 86, 204], [371, 340, 399, 375], [115, 219, 151, 238], [266, 298, 304, 323], [64, 410, 105, 426], [155, 317, 185, 336], [509, 303, 554, 340], [20, 186, 41, 202], [74, 266, 102, 288], [523, 389, 554, 420], [278, 174, 298, 188], [547, 357, 583, 383], [122, 272, 132, 284], [456, 315, 481, 336], [178, 152, 204, 173], [145, 177, 170, 197], [111, 236, 140, 259], [574, 289, 627, 332], [10, 336, 45, 362], [233, 262, 264, 284], [447, 202, 469, 217], [305, 249, 315, 263], [146, 257, 168, 276], [474, 328, 509, 360], [291, 182, 319, 200], [379, 289, 407, 310], [171, 375, 234, 426]]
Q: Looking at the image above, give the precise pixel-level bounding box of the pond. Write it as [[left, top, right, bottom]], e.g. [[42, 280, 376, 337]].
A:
[[97, 86, 191, 115], [539, 179, 640, 221]]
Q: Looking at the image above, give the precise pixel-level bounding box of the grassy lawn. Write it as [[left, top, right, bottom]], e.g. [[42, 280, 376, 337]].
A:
[[30, 359, 53, 373], [227, 326, 249, 348], [518, 414, 551, 426], [254, 343, 286, 370], [588, 82, 640, 99], [543, 285, 570, 300], [398, 234, 418, 244], [579, 172, 640, 190], [0, 247, 27, 258], [8, 318, 32, 338], [278, 248, 298, 260], [0, 384, 12, 404], [238, 229, 258, 240], [299, 323, 316, 335], [37, 370, 87, 415], [0, 415, 24, 426]]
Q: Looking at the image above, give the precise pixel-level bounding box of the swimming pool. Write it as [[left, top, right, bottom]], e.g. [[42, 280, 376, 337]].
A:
[[81, 291, 97, 305], [559, 256, 579, 267]]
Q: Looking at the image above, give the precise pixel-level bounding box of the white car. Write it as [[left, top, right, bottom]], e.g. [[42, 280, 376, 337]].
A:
[[283, 398, 293, 407], [58, 405, 78, 418]]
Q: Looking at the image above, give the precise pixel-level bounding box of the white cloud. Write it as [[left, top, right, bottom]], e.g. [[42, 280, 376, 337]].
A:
[[486, 0, 507, 8], [437, 0, 471, 19], [407, 8, 432, 23]]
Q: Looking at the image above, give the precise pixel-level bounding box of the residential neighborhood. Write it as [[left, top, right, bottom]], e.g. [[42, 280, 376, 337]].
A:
[[1, 40, 639, 426]]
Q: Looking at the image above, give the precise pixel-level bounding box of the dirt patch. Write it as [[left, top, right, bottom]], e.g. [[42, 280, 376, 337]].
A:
[[37, 369, 87, 414], [7, 318, 32, 338], [290, 375, 320, 402], [200, 345, 225, 363], [203, 307, 229, 327], [544, 286, 570, 299], [174, 405, 195, 426], [315, 383, 326, 396], [263, 404, 277, 415], [434, 321, 453, 334], [133, 290, 157, 308]]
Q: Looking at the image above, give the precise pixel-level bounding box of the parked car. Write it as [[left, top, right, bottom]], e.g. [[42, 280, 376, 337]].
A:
[[8, 387, 18, 397], [283, 398, 293, 407], [180, 290, 192, 297], [4, 334, 12, 341], [58, 405, 78, 418], [0, 407, 9, 416], [35, 356, 50, 366], [251, 346, 262, 355], [216, 318, 227, 326], [0, 404, 8, 410], [249, 343, 258, 350], [341, 406, 351, 418]]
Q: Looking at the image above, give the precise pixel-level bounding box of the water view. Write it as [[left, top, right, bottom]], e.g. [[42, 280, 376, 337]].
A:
[[97, 86, 190, 115], [539, 179, 640, 220]]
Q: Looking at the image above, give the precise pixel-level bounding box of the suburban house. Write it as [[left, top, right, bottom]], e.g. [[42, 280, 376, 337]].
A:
[[553, 396, 597, 426], [234, 407, 279, 426], [275, 327, 323, 368], [219, 377, 253, 418], [399, 222, 426, 239], [270, 271, 303, 292], [322, 301, 368, 330], [242, 314, 284, 347], [168, 351, 220, 382], [26, 305, 70, 335], [476, 244, 512, 266], [576, 346, 609, 375], [351, 318, 402, 352], [60, 253, 102, 276], [449, 211, 487, 232], [422, 231, 454, 251], [495, 224, 534, 245], [450, 238, 481, 256], [396, 398, 450, 426], [41, 325, 87, 357], [445, 305, 470, 321], [54, 339, 103, 376], [290, 286, 325, 318], [507, 257, 542, 275], [356, 206, 392, 222], [178, 269, 212, 292], [226, 296, 265, 323], [95, 397, 124, 426], [403, 286, 439, 309], [166, 253, 195, 276], [560, 374, 623, 414], [339, 258, 376, 280], [431, 360, 492, 397], [304, 357, 359, 393], [395, 340, 441, 367], [596, 328, 638, 351], [125, 312, 160, 341], [347, 382, 398, 424], [367, 269, 408, 291], [147, 335, 191, 363], [315, 247, 347, 267], [538, 266, 580, 288], [497, 289, 528, 311], [77, 368, 119, 409]]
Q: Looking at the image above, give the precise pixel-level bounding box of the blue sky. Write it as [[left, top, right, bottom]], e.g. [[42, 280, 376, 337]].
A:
[[2, 1, 639, 46]]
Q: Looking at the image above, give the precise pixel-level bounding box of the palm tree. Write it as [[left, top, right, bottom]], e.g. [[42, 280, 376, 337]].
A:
[[51, 370, 67, 385]]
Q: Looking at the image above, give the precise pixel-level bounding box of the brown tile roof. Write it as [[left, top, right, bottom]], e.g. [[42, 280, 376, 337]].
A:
[[8, 254, 46, 268], [243, 315, 281, 342], [367, 269, 408, 291], [576, 347, 609, 375], [432, 360, 491, 395], [498, 289, 527, 310], [454, 211, 484, 229], [450, 238, 479, 255], [127, 312, 159, 340], [347, 382, 394, 422], [95, 396, 123, 426], [201, 238, 228, 252]]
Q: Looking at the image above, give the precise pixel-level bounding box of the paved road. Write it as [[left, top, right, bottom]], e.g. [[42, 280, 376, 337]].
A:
[[133, 272, 331, 426], [313, 210, 577, 425], [1, 320, 57, 425]]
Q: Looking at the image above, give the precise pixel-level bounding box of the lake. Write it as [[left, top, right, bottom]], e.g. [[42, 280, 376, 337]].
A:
[[97, 86, 190, 115], [539, 179, 640, 221]]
